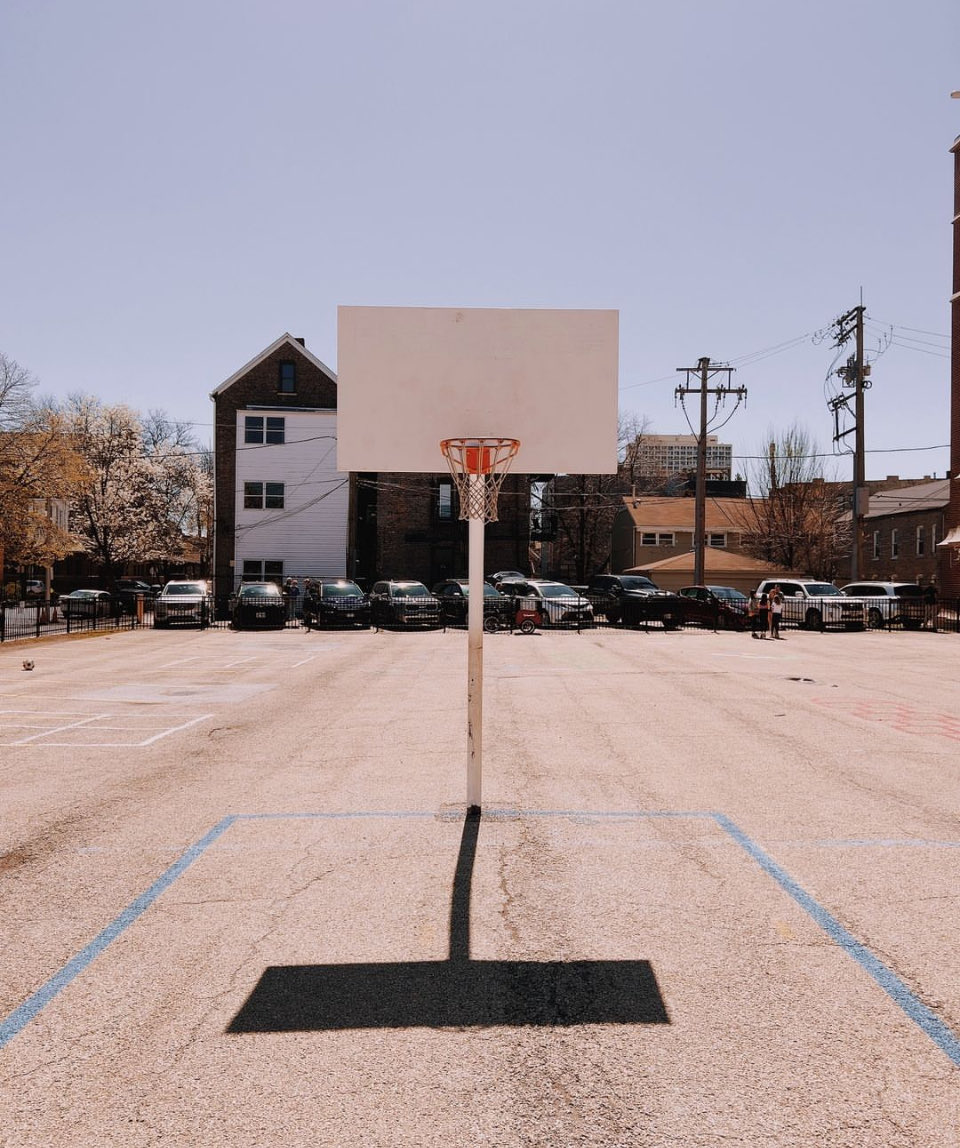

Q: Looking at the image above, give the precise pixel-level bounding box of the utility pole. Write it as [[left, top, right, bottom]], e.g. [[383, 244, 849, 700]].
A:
[[675, 358, 746, 585], [827, 305, 870, 580]]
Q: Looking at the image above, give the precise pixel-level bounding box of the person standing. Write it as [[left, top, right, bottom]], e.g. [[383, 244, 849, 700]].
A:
[[757, 591, 769, 639], [747, 590, 761, 639], [769, 585, 784, 640], [924, 577, 938, 631]]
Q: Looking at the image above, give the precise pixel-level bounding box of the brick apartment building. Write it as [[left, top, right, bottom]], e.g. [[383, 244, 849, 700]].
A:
[[353, 472, 533, 588], [863, 478, 950, 584]]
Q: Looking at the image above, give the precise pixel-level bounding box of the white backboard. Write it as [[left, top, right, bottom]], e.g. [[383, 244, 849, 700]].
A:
[[336, 306, 619, 474]]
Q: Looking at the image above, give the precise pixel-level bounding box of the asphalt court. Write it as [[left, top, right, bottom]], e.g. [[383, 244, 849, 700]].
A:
[[0, 645, 323, 746], [4, 808, 960, 1075], [3, 626, 960, 1142]]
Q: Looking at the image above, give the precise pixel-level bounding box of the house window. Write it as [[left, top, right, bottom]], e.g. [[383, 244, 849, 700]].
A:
[[242, 560, 284, 584], [278, 360, 297, 393], [244, 416, 285, 444], [872, 531, 880, 560], [437, 480, 454, 520], [891, 529, 899, 558], [640, 532, 658, 546], [708, 533, 726, 548], [658, 533, 675, 546], [916, 526, 924, 556], [244, 481, 285, 510]]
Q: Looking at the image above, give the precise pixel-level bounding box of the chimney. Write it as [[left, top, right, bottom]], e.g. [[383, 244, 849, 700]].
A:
[[295, 337, 306, 347]]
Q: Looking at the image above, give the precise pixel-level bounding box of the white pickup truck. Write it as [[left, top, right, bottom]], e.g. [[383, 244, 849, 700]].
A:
[[755, 578, 865, 631]]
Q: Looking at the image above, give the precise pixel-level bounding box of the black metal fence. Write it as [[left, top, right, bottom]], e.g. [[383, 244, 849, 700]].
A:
[[4, 595, 958, 642], [0, 600, 138, 642]]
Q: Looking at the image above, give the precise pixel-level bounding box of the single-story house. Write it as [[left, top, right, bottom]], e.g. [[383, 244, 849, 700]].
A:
[[625, 548, 802, 594]]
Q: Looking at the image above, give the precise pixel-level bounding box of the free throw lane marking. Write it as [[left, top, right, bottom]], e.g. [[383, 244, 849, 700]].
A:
[[2, 810, 959, 1068]]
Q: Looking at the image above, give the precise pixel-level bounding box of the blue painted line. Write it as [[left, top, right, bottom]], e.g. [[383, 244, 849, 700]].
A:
[[522, 809, 716, 820], [236, 810, 434, 821], [713, 812, 960, 1069], [811, 838, 960, 849], [4, 807, 960, 1070], [0, 815, 237, 1051]]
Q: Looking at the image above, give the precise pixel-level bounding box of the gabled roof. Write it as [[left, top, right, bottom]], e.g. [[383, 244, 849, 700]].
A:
[[620, 495, 758, 532], [864, 478, 949, 519], [211, 333, 337, 397], [625, 549, 800, 577]]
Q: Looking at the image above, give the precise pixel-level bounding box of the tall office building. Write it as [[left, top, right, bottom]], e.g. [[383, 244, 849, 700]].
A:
[[628, 434, 733, 482]]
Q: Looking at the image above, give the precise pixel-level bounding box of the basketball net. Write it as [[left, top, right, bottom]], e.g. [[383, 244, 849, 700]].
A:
[[440, 437, 520, 522]]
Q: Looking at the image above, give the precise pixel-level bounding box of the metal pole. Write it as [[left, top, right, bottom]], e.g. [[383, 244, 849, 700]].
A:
[[852, 307, 866, 581], [694, 357, 709, 586], [466, 477, 484, 811]]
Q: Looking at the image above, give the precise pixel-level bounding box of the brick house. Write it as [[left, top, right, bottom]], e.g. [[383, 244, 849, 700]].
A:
[[862, 478, 949, 584], [211, 334, 349, 602], [611, 495, 756, 574], [354, 472, 533, 588]]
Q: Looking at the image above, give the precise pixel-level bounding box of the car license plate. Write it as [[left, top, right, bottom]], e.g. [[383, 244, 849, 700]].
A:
[[345, 612, 354, 618], [256, 611, 266, 618]]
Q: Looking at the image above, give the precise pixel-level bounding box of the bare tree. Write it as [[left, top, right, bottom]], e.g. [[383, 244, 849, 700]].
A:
[[741, 422, 851, 580], [0, 353, 35, 430], [546, 414, 653, 583], [142, 411, 213, 577]]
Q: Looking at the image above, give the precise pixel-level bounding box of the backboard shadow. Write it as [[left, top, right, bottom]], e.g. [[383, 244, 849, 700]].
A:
[[227, 958, 668, 1031], [228, 811, 669, 1032]]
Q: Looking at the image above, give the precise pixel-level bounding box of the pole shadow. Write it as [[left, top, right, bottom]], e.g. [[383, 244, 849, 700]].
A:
[[228, 809, 669, 1032]]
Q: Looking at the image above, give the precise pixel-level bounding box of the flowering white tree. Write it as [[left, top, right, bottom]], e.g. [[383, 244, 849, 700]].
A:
[[63, 397, 176, 581]]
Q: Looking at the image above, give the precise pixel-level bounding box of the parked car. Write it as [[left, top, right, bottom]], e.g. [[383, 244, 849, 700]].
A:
[[111, 578, 160, 614], [115, 578, 160, 598], [486, 570, 527, 587], [154, 580, 211, 628], [433, 578, 515, 629], [840, 581, 925, 629], [495, 578, 594, 627], [60, 589, 114, 619], [369, 580, 441, 628], [302, 579, 371, 630], [230, 581, 287, 630], [25, 579, 46, 599], [753, 579, 865, 630], [579, 574, 684, 629], [678, 585, 750, 630]]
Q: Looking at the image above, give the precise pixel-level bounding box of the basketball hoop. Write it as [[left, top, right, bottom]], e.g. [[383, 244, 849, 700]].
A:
[[440, 437, 520, 522]]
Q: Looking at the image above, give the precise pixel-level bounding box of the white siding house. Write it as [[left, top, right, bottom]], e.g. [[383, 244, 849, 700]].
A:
[[211, 333, 349, 599], [233, 407, 349, 583]]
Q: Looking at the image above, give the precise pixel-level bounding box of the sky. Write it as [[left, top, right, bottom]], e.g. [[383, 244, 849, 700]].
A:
[[2, 0, 958, 485]]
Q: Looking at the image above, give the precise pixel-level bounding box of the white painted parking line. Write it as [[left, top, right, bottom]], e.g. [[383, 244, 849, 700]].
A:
[[12, 713, 110, 745], [291, 654, 318, 668], [1, 707, 214, 747], [139, 713, 213, 745]]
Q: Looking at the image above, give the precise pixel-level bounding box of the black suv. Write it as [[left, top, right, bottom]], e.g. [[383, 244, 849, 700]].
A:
[[369, 580, 441, 628], [112, 578, 160, 614], [581, 574, 685, 629], [302, 579, 371, 630], [433, 578, 514, 629]]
